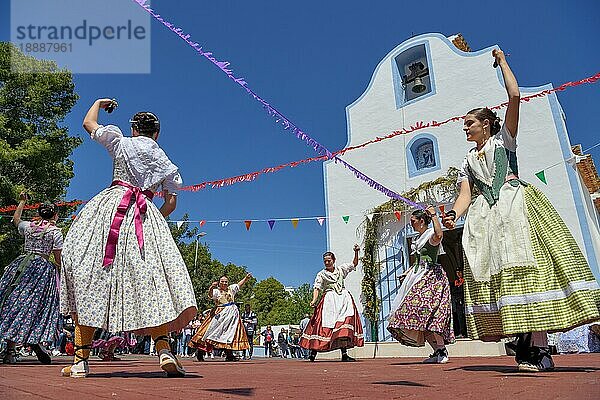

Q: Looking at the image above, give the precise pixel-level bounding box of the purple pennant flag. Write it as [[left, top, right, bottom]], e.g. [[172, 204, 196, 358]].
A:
[[268, 220, 275, 230]]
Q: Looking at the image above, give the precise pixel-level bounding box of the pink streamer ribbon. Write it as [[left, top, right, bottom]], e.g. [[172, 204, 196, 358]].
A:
[[103, 180, 154, 267]]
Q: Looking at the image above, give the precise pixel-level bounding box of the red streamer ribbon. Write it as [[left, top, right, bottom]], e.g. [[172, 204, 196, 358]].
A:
[[0, 200, 84, 214], [177, 72, 599, 193], [1, 74, 597, 211]]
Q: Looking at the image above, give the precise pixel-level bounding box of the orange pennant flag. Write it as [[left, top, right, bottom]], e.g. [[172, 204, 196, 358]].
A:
[[291, 219, 299, 229], [199, 220, 206, 227], [244, 220, 252, 231]]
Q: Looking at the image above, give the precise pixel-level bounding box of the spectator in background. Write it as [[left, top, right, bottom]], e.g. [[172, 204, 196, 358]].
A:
[[241, 304, 257, 360], [179, 323, 193, 357], [261, 326, 274, 357], [170, 331, 179, 356], [288, 333, 302, 358], [278, 328, 289, 358], [299, 314, 310, 359], [52, 316, 74, 356]]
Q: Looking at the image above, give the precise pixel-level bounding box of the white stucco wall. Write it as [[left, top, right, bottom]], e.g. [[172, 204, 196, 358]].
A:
[[324, 33, 600, 317]]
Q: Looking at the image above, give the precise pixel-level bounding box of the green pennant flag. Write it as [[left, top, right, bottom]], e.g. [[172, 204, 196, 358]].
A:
[[535, 170, 547, 184], [342, 216, 350, 224]]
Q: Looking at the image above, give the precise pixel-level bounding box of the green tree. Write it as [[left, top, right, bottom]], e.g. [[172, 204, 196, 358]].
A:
[[287, 283, 313, 321], [0, 43, 81, 268], [263, 283, 312, 326], [252, 277, 288, 324]]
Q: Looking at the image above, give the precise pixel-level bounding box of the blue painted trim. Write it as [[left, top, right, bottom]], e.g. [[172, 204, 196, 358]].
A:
[[331, 33, 501, 163], [405, 132, 442, 177], [546, 92, 600, 281], [322, 163, 331, 250], [390, 41, 437, 108]]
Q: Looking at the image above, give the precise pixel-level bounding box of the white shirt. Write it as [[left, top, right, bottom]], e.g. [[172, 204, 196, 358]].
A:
[[93, 125, 183, 192]]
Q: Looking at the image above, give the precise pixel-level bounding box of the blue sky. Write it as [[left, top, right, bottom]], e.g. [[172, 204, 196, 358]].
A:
[[1, 0, 599, 287]]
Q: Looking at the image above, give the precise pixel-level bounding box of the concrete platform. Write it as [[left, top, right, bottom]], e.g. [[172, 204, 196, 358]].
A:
[[316, 339, 507, 359], [1, 353, 598, 399]]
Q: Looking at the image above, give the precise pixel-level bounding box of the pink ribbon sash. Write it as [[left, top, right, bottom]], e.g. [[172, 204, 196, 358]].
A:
[[103, 180, 154, 267]]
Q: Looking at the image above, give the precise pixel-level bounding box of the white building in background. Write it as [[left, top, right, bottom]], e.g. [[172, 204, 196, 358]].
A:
[[283, 286, 295, 296], [323, 33, 600, 341]]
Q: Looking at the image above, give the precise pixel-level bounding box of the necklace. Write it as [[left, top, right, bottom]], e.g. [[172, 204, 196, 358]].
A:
[[476, 149, 486, 161], [476, 136, 491, 161]]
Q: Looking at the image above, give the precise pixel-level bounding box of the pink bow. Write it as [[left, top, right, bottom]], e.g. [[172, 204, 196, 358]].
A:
[[103, 180, 154, 267]]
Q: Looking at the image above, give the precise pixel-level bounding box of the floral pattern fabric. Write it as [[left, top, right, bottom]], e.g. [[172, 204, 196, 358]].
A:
[[61, 124, 197, 334], [0, 255, 61, 344], [61, 185, 198, 334], [18, 220, 62, 256], [387, 262, 454, 347]]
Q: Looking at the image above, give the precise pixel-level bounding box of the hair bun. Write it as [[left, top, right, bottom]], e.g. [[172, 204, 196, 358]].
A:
[[38, 202, 57, 220]]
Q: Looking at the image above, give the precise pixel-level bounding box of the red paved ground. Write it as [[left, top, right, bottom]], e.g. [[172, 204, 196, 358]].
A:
[[1, 354, 598, 399]]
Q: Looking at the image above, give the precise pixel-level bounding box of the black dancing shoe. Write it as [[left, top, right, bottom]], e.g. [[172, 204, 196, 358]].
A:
[[341, 354, 356, 362], [518, 347, 555, 372], [31, 344, 52, 365]]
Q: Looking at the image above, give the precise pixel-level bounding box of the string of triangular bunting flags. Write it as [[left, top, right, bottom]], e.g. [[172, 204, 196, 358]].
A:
[[168, 208, 420, 231], [534, 142, 600, 184]]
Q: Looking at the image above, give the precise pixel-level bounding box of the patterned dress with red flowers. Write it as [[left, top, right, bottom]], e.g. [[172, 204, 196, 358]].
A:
[[387, 228, 455, 347]]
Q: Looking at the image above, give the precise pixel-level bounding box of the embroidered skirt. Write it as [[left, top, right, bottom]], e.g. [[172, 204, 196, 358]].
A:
[[61, 185, 197, 334], [555, 323, 600, 354], [463, 184, 600, 340], [387, 262, 454, 347], [0, 254, 61, 344], [189, 304, 249, 351], [299, 289, 364, 352]]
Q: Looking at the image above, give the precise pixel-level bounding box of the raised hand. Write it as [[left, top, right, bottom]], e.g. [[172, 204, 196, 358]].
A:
[[442, 215, 456, 230], [426, 205, 437, 217], [492, 48, 507, 68], [96, 98, 115, 109]]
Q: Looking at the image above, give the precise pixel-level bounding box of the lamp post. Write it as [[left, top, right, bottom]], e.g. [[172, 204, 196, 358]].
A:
[[195, 232, 207, 268]]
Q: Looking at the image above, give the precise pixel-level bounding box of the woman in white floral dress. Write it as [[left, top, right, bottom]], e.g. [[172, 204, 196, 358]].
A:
[[60, 98, 197, 378]]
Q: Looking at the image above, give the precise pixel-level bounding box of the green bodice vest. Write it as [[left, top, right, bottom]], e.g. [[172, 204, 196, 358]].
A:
[[469, 147, 527, 207], [414, 240, 440, 270]]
